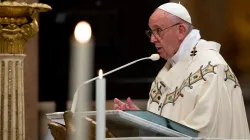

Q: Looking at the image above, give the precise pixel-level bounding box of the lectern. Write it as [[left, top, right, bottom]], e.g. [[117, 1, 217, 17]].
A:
[[46, 110, 199, 140]]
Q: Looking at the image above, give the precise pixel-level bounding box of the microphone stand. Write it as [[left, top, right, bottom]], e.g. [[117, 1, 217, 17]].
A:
[[71, 54, 160, 112]]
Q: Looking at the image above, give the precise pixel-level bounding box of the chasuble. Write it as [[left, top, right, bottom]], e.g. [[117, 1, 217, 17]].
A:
[[147, 39, 250, 139]]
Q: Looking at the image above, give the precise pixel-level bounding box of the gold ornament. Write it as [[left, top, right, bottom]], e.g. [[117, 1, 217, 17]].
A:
[[0, 1, 51, 54]]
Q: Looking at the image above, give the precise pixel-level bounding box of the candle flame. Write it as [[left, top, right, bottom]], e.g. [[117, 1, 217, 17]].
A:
[[74, 21, 92, 43], [98, 69, 103, 79]]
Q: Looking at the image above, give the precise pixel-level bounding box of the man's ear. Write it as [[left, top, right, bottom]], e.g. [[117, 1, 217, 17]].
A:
[[178, 24, 187, 40]]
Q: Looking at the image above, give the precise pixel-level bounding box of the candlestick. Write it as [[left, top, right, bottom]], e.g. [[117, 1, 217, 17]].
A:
[[96, 69, 106, 140]]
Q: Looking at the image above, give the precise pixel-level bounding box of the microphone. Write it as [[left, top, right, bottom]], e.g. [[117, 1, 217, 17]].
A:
[[70, 53, 160, 112]]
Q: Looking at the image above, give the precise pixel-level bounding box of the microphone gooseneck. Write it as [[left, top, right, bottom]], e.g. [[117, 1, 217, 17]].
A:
[[71, 54, 160, 112]]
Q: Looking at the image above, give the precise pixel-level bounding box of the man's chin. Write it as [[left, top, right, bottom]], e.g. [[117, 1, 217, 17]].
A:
[[159, 53, 168, 60], [161, 55, 173, 60]]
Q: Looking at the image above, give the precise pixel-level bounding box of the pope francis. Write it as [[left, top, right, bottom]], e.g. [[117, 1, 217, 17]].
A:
[[113, 2, 250, 139]]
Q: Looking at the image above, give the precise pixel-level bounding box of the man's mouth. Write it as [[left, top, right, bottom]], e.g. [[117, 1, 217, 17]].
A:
[[156, 47, 163, 51]]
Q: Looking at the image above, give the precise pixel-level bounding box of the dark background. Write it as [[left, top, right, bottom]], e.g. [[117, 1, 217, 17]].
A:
[[38, 0, 168, 111]]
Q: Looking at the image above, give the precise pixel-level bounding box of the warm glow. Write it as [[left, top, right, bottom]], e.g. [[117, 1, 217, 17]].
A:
[[74, 21, 92, 43], [98, 69, 103, 79]]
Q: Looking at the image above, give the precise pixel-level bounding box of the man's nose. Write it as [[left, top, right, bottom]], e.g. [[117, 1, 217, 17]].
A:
[[150, 34, 158, 43]]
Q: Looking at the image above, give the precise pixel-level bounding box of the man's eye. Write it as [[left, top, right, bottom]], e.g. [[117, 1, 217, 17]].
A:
[[156, 28, 162, 34]]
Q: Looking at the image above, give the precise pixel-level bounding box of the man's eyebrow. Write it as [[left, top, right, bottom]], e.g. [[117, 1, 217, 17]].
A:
[[151, 24, 161, 29]]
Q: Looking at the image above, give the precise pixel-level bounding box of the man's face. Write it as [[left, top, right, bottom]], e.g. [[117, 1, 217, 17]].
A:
[[148, 9, 182, 60]]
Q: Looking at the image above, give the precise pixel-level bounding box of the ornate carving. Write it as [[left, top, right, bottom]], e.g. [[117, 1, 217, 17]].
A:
[[0, 1, 51, 140], [0, 1, 51, 54], [0, 2, 51, 17]]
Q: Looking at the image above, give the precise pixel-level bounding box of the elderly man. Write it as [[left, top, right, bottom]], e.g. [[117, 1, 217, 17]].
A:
[[113, 2, 250, 139]]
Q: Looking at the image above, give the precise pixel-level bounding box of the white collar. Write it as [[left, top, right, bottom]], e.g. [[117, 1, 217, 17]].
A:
[[169, 29, 201, 66]]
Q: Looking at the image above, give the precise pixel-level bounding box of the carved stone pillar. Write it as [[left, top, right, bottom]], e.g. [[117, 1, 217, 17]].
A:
[[0, 55, 25, 140], [0, 1, 51, 140]]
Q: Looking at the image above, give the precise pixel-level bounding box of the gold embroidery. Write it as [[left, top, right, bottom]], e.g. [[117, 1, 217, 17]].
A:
[[150, 80, 166, 104], [224, 66, 240, 88], [163, 61, 217, 106], [163, 86, 184, 106]]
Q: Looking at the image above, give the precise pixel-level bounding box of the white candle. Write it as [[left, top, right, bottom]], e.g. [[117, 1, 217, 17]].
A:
[[69, 21, 94, 112], [96, 69, 106, 140], [69, 21, 94, 140]]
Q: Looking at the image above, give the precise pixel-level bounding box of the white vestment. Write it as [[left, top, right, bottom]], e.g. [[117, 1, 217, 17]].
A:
[[147, 30, 250, 139]]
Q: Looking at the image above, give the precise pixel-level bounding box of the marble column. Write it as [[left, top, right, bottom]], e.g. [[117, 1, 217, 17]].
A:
[[0, 55, 25, 140], [0, 1, 51, 140]]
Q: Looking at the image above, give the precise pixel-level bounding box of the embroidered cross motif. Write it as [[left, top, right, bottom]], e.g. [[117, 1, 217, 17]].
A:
[[224, 66, 240, 88], [162, 86, 184, 107], [190, 47, 197, 56], [162, 61, 217, 107], [149, 80, 166, 104]]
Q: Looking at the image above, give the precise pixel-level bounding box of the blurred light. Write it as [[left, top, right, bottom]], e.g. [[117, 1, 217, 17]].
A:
[[55, 13, 67, 23], [74, 21, 92, 43]]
